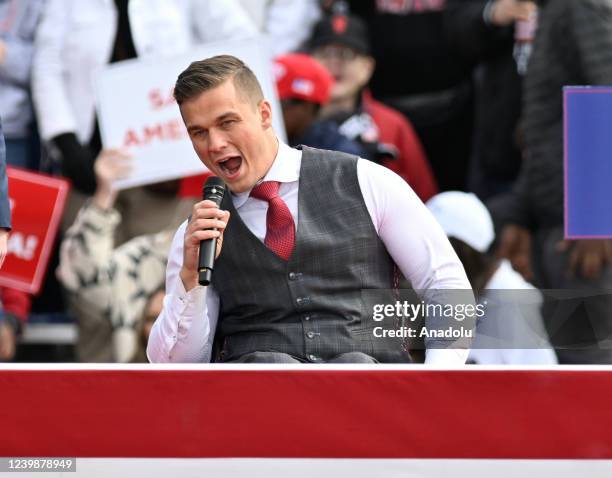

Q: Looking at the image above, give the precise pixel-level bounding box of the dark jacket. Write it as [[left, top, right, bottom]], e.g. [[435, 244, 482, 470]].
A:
[[293, 119, 366, 158], [490, 0, 612, 229], [347, 0, 475, 97], [445, 0, 523, 196]]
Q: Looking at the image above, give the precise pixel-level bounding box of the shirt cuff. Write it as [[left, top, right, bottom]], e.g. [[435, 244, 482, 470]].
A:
[[171, 278, 208, 340], [425, 348, 470, 366]]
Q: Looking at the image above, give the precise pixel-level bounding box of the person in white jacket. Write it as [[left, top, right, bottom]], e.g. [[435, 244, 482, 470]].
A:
[[238, 0, 322, 56], [427, 191, 558, 365], [31, 0, 258, 234]]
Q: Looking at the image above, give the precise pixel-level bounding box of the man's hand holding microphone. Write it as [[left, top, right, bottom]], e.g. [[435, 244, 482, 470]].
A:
[[180, 177, 230, 291]]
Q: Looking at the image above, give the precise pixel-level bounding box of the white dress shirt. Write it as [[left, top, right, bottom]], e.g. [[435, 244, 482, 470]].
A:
[[147, 141, 472, 365]]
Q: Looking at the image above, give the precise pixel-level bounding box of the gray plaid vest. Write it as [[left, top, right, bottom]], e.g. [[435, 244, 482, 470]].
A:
[[212, 146, 410, 362]]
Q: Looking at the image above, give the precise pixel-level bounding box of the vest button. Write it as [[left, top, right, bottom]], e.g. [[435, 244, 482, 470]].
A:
[[307, 331, 315, 339], [304, 315, 311, 321], [288, 272, 297, 280], [296, 297, 309, 307]]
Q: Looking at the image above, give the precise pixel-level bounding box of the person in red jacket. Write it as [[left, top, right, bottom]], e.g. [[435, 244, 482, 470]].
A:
[[308, 11, 438, 202]]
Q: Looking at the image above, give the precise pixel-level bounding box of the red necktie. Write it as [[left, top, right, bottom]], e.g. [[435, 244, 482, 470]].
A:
[[250, 181, 295, 261]]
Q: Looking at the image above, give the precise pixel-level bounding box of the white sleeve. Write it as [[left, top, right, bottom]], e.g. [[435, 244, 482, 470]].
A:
[[146, 221, 219, 363], [31, 0, 77, 141], [357, 158, 471, 290], [424, 348, 470, 366], [190, 0, 258, 43], [357, 159, 472, 365]]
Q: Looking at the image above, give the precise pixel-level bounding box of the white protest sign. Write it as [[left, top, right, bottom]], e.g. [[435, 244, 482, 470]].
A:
[[94, 36, 285, 189]]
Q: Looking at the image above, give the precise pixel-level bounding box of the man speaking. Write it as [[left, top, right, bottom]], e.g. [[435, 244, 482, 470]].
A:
[[147, 55, 473, 365]]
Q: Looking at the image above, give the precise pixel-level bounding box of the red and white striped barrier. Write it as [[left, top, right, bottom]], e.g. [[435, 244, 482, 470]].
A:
[[1, 365, 612, 477]]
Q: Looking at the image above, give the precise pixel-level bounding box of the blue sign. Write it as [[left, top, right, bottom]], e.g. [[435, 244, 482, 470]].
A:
[[564, 86, 612, 238]]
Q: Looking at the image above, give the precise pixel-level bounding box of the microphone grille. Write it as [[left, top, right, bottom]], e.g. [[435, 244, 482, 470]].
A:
[[202, 176, 226, 204]]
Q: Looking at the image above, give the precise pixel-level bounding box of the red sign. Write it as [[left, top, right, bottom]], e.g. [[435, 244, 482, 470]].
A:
[[0, 167, 70, 294]]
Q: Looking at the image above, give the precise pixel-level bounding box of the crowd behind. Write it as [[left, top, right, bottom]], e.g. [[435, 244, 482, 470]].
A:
[[0, 0, 609, 365]]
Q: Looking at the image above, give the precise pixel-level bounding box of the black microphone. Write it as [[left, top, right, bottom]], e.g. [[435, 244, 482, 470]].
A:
[[198, 176, 226, 286]]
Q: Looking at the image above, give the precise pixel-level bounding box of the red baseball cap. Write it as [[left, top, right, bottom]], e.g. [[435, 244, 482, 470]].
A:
[[273, 53, 334, 105]]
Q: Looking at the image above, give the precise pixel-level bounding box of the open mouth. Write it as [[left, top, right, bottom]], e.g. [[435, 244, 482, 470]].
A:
[[217, 156, 243, 177]]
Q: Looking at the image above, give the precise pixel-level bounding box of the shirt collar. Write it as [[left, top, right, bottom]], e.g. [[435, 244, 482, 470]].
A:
[[231, 139, 302, 208]]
